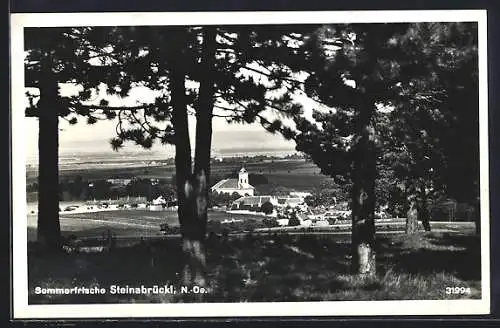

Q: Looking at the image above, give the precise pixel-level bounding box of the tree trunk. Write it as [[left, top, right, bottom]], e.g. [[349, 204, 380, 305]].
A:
[[474, 198, 480, 235], [37, 70, 62, 251], [418, 185, 431, 232], [169, 39, 198, 288], [406, 200, 418, 234], [402, 181, 409, 216], [168, 28, 217, 290], [186, 27, 217, 289], [351, 124, 377, 275], [193, 27, 217, 228]]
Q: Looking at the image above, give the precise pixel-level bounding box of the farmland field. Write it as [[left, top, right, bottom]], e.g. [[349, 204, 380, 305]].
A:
[[26, 209, 268, 242], [26, 163, 177, 184], [27, 206, 476, 243], [210, 159, 330, 191], [26, 158, 331, 191]]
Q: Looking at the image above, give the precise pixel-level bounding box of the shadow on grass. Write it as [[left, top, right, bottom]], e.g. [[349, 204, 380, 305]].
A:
[[28, 239, 184, 304], [375, 232, 481, 281], [28, 231, 481, 304], [204, 234, 351, 302]]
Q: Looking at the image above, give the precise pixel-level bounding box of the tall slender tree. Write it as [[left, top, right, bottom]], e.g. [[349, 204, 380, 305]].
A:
[[25, 28, 103, 250], [295, 23, 411, 274], [24, 27, 156, 250]]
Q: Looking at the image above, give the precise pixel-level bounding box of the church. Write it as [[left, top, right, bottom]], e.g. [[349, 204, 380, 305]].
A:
[[210, 167, 255, 196]]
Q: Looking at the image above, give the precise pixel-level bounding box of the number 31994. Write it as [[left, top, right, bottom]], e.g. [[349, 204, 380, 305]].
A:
[[445, 287, 471, 295]]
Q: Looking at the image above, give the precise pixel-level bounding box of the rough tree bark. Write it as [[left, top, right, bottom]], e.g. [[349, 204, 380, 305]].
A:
[[168, 36, 200, 287], [402, 181, 409, 217], [193, 27, 216, 222], [418, 186, 431, 232], [37, 60, 62, 251], [474, 198, 480, 235], [187, 27, 217, 288], [405, 198, 419, 234], [169, 27, 217, 289], [351, 124, 377, 275]]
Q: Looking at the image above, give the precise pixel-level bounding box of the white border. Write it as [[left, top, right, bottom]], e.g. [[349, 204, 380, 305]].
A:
[[11, 10, 490, 318]]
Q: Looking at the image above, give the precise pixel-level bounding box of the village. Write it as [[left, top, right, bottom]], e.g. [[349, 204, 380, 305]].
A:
[[26, 165, 403, 236]]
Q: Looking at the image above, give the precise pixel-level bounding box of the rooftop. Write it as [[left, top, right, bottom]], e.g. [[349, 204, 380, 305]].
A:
[[211, 179, 254, 190], [233, 196, 273, 205]]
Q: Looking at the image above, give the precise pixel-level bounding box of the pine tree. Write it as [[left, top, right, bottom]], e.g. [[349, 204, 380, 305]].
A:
[[78, 25, 316, 286], [24, 27, 154, 250], [25, 27, 103, 250], [294, 23, 411, 274], [381, 22, 479, 233], [293, 22, 479, 273]]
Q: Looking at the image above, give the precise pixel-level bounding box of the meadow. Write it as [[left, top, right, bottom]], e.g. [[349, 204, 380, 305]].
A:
[[28, 229, 481, 304], [26, 158, 331, 191], [27, 209, 267, 242]]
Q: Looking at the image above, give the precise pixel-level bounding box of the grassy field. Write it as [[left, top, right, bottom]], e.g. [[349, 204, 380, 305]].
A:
[[28, 229, 481, 304], [27, 209, 268, 242], [27, 207, 476, 242], [26, 163, 177, 184], [26, 159, 331, 191]]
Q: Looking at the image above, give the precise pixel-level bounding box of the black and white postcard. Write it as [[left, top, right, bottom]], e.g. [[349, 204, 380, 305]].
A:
[[10, 10, 490, 318]]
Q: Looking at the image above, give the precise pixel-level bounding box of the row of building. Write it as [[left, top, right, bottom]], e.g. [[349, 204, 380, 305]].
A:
[[211, 166, 311, 212]]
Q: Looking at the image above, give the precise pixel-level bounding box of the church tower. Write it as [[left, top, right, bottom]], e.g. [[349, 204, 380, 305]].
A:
[[238, 167, 248, 188]]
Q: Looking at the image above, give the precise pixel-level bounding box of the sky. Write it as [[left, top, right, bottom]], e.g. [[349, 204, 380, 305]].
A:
[[20, 24, 340, 162], [24, 115, 298, 157], [21, 29, 338, 162], [23, 82, 322, 159]]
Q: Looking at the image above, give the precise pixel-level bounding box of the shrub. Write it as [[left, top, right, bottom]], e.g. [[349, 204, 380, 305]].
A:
[[242, 219, 258, 232], [288, 216, 301, 226], [326, 217, 337, 225], [261, 201, 274, 215], [160, 223, 171, 234], [304, 195, 317, 207], [250, 205, 260, 212], [263, 218, 279, 228], [207, 220, 223, 234]]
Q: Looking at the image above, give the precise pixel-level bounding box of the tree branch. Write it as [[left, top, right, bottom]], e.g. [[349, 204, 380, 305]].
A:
[[72, 103, 156, 112]]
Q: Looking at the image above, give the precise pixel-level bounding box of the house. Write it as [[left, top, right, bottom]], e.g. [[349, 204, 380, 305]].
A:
[[230, 195, 308, 213], [296, 213, 312, 226], [277, 218, 289, 226], [231, 195, 278, 210], [276, 197, 305, 209], [106, 178, 132, 186], [231, 195, 307, 211], [289, 191, 312, 198], [210, 167, 255, 196], [152, 195, 167, 205], [149, 205, 164, 211]]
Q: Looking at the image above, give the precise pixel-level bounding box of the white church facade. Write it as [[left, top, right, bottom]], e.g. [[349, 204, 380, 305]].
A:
[[210, 167, 255, 196]]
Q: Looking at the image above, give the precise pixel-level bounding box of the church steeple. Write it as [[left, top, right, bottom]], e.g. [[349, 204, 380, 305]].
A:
[[238, 166, 248, 188]]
